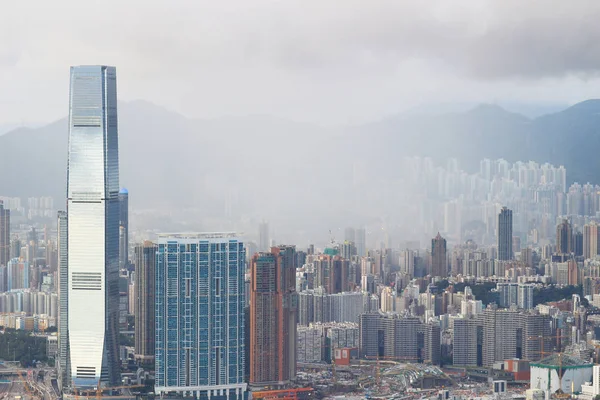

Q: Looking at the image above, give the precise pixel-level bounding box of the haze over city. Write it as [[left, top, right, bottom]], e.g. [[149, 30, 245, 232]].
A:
[[3, 2, 600, 400]]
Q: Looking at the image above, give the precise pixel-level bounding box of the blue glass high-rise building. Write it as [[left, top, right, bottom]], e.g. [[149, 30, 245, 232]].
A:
[[155, 233, 248, 399], [67, 65, 120, 388]]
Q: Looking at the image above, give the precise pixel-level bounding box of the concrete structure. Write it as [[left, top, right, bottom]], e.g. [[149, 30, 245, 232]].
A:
[[0, 201, 9, 266], [556, 219, 573, 255], [583, 222, 599, 259], [453, 316, 483, 366], [249, 246, 297, 389], [498, 207, 513, 261], [134, 241, 156, 365], [359, 312, 440, 364], [67, 65, 121, 388], [530, 354, 592, 394], [431, 233, 447, 278], [580, 365, 600, 400], [155, 233, 247, 399]]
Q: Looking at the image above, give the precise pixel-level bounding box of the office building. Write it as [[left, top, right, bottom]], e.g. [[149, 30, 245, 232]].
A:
[[134, 241, 156, 365], [57, 211, 70, 389], [249, 246, 297, 388], [67, 65, 120, 388], [155, 233, 247, 399], [118, 188, 129, 268], [0, 201, 9, 266], [498, 207, 513, 261], [431, 233, 447, 277], [557, 219, 573, 254]]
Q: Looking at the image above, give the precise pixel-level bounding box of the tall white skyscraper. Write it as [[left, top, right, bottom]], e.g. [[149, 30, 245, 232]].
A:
[[67, 65, 120, 388]]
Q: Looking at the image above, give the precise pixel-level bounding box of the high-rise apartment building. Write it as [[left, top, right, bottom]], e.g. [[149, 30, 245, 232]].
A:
[[6, 258, 29, 290], [67, 65, 121, 388], [57, 211, 70, 389], [453, 316, 483, 366], [431, 233, 447, 277], [249, 246, 297, 388], [0, 200, 9, 266], [584, 222, 599, 259], [134, 241, 156, 365], [155, 233, 247, 399], [118, 188, 129, 268], [557, 219, 573, 254], [497, 207, 513, 261]]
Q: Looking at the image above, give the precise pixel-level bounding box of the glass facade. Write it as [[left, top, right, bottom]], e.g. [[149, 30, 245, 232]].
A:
[[67, 65, 120, 388], [155, 233, 247, 399]]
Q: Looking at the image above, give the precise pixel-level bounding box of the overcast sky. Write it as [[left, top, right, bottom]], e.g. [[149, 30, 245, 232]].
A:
[[1, 0, 600, 126]]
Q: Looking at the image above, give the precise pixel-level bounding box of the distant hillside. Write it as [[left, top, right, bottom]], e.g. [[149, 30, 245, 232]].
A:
[[1, 99, 600, 214], [352, 99, 600, 183]]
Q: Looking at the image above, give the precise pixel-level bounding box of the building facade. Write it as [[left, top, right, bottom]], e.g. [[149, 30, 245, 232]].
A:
[[118, 188, 129, 268], [431, 233, 447, 277], [498, 207, 513, 261], [557, 219, 573, 255], [67, 65, 121, 388], [134, 241, 156, 364], [249, 246, 297, 388], [155, 233, 247, 399], [0, 201, 9, 266], [57, 211, 70, 389]]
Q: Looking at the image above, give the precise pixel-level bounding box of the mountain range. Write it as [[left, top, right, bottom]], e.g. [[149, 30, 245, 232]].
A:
[[1, 99, 600, 215]]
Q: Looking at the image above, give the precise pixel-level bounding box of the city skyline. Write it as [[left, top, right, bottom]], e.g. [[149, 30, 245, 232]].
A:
[[3, 3, 600, 400]]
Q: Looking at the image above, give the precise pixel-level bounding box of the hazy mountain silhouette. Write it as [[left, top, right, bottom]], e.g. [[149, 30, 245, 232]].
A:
[[1, 99, 599, 214]]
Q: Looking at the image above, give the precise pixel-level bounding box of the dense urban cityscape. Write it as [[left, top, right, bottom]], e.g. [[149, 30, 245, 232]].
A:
[[1, 65, 600, 400], [4, 2, 600, 400]]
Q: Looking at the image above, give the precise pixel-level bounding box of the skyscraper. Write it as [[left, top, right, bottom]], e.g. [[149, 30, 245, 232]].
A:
[[557, 219, 573, 254], [584, 222, 599, 259], [431, 233, 447, 277], [67, 66, 120, 388], [57, 211, 70, 389], [134, 241, 156, 365], [0, 200, 9, 266], [497, 207, 513, 261], [118, 188, 129, 268], [259, 221, 269, 252], [155, 233, 247, 399], [249, 246, 297, 388]]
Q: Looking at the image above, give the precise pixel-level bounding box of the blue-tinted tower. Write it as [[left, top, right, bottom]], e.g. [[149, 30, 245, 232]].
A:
[[155, 233, 247, 399]]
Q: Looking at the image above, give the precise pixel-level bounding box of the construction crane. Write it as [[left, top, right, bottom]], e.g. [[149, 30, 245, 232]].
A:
[[527, 333, 568, 396], [17, 369, 37, 399]]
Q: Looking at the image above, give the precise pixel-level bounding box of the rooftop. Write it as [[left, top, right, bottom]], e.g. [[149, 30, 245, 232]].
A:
[[157, 232, 241, 240], [531, 354, 592, 369]]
